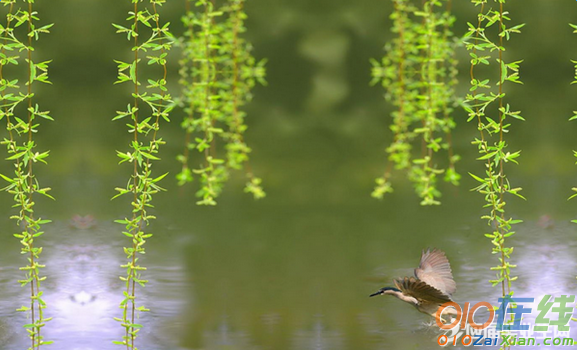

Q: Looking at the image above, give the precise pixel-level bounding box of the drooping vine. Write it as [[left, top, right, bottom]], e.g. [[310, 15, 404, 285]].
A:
[[438, 0, 460, 187], [371, 0, 416, 200], [569, 25, 577, 321], [463, 0, 525, 323], [222, 0, 266, 200], [177, 0, 266, 205], [569, 23, 577, 206], [112, 0, 172, 347], [371, 0, 459, 205], [0, 1, 54, 349]]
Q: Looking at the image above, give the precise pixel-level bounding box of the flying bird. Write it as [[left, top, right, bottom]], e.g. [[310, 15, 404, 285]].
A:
[[370, 248, 457, 322]]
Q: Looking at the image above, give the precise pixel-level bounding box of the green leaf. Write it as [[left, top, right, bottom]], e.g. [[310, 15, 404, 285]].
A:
[[0, 173, 14, 183], [468, 172, 485, 183], [499, 59, 507, 84], [140, 151, 159, 160]]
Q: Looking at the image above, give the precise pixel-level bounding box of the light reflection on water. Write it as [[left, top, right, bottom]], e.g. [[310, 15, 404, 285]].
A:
[[0, 218, 188, 350], [1, 214, 577, 349], [291, 316, 344, 350]]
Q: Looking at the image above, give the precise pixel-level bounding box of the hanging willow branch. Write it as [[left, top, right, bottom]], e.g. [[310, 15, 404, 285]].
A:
[[222, 0, 266, 199], [569, 24, 577, 206], [112, 0, 173, 348], [371, 0, 416, 199], [371, 0, 459, 205], [568, 23, 577, 324], [0, 1, 54, 349], [177, 0, 266, 205], [464, 0, 525, 315]]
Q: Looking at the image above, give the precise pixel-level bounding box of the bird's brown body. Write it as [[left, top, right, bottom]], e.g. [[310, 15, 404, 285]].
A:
[[370, 248, 457, 323]]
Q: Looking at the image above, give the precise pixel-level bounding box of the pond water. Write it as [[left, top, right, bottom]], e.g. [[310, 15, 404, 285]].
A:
[[1, 205, 577, 350], [1, 0, 577, 349]]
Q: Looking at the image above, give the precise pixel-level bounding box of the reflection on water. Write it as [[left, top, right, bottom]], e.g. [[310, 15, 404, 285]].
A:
[[202, 317, 255, 349], [1, 213, 577, 350], [0, 217, 187, 350], [291, 316, 343, 350]]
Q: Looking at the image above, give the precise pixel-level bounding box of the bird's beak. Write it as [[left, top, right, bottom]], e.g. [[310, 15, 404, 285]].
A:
[[369, 290, 383, 297]]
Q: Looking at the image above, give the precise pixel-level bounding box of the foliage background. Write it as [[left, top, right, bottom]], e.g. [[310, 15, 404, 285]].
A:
[[13, 0, 572, 218]]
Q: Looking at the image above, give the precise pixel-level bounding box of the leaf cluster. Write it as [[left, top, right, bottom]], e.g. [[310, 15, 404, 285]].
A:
[[463, 0, 524, 305], [371, 0, 460, 205], [176, 0, 266, 205], [111, 0, 172, 347], [0, 1, 54, 348]]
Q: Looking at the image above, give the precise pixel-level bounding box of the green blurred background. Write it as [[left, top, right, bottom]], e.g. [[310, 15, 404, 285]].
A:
[[1, 1, 577, 349]]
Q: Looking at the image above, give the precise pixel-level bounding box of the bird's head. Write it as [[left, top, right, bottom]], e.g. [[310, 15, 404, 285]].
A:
[[369, 287, 401, 297]]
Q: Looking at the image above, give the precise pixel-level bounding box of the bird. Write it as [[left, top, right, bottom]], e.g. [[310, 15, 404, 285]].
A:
[[370, 248, 457, 323]]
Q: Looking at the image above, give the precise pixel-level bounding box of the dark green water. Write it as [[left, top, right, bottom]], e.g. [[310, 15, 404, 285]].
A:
[[1, 1, 577, 349]]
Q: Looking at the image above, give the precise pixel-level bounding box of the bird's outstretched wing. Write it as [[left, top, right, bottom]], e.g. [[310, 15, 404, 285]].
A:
[[414, 248, 457, 296], [394, 277, 452, 304]]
